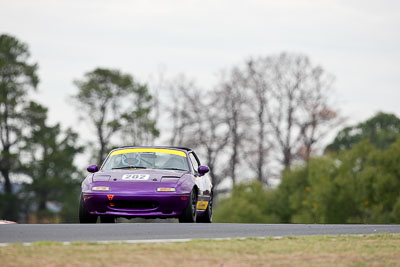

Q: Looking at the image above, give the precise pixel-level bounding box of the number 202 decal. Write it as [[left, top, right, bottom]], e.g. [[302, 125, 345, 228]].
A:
[[122, 174, 150, 180]]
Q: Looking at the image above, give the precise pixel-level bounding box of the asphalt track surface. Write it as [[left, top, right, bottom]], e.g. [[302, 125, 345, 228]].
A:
[[1, 223, 400, 243]]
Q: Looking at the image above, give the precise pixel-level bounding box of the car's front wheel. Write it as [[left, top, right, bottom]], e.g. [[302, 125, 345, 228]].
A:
[[79, 193, 98, 223], [178, 189, 197, 223]]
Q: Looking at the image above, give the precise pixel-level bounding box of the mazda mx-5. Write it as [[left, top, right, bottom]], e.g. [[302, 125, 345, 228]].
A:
[[79, 146, 213, 223]]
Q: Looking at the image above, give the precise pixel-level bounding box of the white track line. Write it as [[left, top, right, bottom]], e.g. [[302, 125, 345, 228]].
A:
[[0, 239, 193, 247], [0, 236, 278, 247]]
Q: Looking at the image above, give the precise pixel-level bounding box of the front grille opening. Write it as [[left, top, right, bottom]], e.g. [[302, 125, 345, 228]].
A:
[[110, 200, 159, 210]]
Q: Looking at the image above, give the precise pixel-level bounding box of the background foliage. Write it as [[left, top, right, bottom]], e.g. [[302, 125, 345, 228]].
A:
[[215, 113, 400, 223]]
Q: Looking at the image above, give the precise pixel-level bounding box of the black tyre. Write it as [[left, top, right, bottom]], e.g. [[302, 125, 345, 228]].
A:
[[79, 193, 98, 223], [100, 216, 116, 223], [178, 189, 198, 223], [197, 193, 213, 223]]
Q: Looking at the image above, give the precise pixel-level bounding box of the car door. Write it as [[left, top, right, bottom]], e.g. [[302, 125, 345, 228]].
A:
[[188, 152, 211, 196], [188, 152, 202, 192]]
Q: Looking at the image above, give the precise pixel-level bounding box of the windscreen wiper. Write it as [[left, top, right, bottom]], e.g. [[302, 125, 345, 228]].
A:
[[112, 166, 147, 169], [160, 167, 187, 171]]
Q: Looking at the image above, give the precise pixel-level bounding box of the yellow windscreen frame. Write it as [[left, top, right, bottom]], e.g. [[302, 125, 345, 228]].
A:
[[109, 148, 187, 157]]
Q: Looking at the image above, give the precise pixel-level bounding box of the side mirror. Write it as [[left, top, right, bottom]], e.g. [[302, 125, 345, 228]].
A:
[[198, 166, 209, 176], [87, 164, 99, 173]]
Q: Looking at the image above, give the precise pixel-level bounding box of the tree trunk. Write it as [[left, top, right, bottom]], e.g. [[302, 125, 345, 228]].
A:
[[97, 125, 106, 164], [257, 105, 265, 183], [0, 169, 12, 194], [98, 145, 104, 165], [0, 145, 13, 194], [38, 194, 47, 213], [283, 147, 291, 169], [230, 112, 239, 185]]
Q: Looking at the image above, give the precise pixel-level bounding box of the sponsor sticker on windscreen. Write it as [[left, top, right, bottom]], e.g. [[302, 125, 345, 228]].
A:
[[122, 174, 150, 181]]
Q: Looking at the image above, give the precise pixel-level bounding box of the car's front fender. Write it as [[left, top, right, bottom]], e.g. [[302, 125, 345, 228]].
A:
[[81, 174, 94, 191], [176, 174, 196, 194]]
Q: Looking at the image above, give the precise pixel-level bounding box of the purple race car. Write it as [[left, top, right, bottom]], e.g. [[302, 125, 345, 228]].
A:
[[79, 146, 213, 223]]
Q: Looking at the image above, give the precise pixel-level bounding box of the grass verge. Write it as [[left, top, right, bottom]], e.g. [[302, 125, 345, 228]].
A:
[[1, 234, 400, 266]]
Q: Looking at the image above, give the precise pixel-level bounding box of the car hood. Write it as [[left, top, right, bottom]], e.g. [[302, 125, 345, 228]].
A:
[[92, 169, 188, 182]]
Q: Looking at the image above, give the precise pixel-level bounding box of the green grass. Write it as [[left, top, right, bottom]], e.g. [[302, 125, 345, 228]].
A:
[[1, 234, 400, 266]]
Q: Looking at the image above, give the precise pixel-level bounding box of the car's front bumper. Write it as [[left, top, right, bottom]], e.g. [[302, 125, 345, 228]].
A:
[[83, 191, 190, 218]]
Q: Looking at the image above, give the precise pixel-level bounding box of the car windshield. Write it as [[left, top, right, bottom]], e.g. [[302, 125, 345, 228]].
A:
[[102, 148, 190, 171]]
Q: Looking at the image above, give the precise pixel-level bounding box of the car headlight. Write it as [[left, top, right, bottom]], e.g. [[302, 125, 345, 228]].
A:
[[156, 187, 176, 192], [92, 186, 110, 191]]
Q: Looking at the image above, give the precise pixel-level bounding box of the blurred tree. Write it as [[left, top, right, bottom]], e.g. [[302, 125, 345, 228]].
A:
[[73, 68, 158, 164], [0, 34, 38, 194], [266, 138, 400, 224], [21, 102, 83, 222], [0, 34, 84, 222], [216, 111, 400, 224], [215, 68, 250, 185], [214, 181, 278, 223], [163, 53, 340, 188], [120, 82, 159, 145], [210, 53, 341, 186], [243, 59, 273, 184], [165, 75, 194, 146], [0, 34, 39, 220], [369, 137, 400, 223], [326, 112, 400, 152], [164, 75, 230, 196], [256, 53, 340, 169]]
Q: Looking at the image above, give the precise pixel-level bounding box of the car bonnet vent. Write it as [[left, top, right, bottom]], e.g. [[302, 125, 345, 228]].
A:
[[160, 176, 180, 183], [92, 175, 110, 182]]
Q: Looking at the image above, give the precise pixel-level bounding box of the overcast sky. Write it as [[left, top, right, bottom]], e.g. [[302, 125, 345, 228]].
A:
[[1, 0, 400, 144]]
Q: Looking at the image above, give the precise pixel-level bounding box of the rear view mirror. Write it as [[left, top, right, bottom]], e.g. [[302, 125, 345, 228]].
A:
[[198, 166, 209, 176], [87, 164, 99, 173]]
